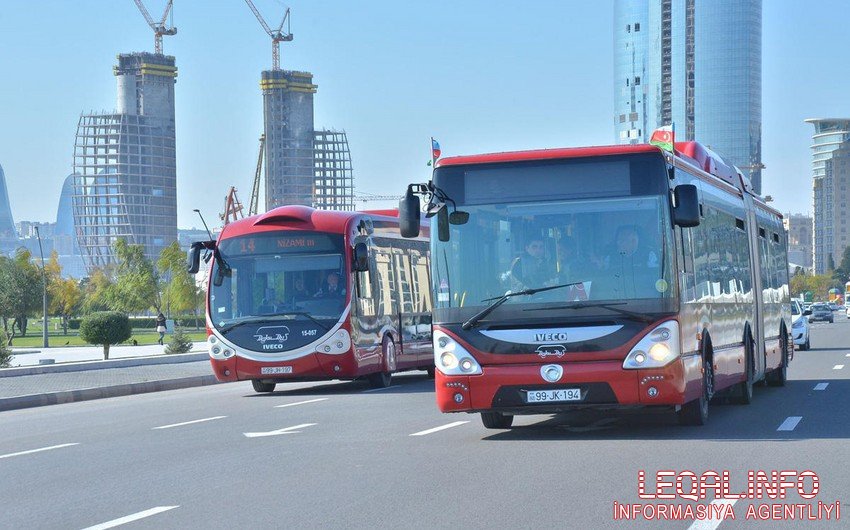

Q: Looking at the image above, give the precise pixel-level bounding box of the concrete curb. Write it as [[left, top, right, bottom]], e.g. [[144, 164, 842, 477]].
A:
[[0, 375, 223, 412], [0, 352, 209, 377]]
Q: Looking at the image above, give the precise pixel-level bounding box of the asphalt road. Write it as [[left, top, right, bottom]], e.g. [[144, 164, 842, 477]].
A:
[[2, 317, 849, 529]]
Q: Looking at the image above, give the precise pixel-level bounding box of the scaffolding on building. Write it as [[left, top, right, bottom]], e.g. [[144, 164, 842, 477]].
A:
[[313, 129, 355, 211]]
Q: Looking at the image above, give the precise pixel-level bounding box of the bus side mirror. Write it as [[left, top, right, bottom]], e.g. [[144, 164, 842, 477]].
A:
[[187, 242, 204, 274], [399, 191, 421, 238], [353, 242, 369, 272], [449, 210, 469, 225], [673, 184, 700, 227]]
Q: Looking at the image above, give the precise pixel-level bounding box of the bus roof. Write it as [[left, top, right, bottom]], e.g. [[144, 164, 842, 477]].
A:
[[219, 205, 401, 239]]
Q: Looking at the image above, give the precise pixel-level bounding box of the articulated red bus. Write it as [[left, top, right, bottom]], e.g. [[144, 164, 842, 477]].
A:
[[189, 206, 433, 392], [400, 141, 790, 427]]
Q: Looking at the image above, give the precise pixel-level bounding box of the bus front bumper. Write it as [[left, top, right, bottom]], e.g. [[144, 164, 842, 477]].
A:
[[435, 357, 699, 414]]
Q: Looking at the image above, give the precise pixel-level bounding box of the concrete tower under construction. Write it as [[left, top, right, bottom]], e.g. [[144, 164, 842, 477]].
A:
[[72, 52, 178, 269]]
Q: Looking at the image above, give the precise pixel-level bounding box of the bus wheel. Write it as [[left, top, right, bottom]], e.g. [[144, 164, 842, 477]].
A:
[[481, 411, 513, 429], [766, 334, 788, 387], [679, 351, 712, 426], [252, 380, 276, 393], [735, 333, 754, 405], [368, 336, 395, 389]]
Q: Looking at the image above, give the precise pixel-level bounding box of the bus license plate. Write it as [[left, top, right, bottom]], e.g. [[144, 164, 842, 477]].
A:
[[261, 366, 293, 375], [526, 389, 581, 403]]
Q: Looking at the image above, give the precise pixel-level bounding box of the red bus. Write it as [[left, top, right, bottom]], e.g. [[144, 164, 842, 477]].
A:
[[189, 205, 433, 392], [400, 141, 790, 427]]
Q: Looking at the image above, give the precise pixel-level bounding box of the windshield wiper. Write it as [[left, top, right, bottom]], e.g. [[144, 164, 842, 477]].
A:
[[462, 281, 586, 330], [523, 302, 654, 323], [218, 313, 330, 334]]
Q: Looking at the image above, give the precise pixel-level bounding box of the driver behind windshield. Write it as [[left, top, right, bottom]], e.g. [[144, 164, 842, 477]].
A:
[[509, 235, 556, 291]]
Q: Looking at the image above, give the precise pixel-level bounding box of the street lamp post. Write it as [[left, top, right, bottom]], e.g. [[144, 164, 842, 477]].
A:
[[33, 226, 49, 348]]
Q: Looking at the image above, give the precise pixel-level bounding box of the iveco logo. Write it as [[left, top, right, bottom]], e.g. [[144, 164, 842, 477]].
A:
[[535, 332, 568, 342], [536, 345, 567, 359]]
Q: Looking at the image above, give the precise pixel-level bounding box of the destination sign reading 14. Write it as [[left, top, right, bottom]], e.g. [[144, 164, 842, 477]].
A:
[[221, 233, 340, 255]]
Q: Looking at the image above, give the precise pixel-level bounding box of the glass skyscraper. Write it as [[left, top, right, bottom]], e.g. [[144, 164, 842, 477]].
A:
[[806, 119, 850, 274], [614, 0, 763, 193]]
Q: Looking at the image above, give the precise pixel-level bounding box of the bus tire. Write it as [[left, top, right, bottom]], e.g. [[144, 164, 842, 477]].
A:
[[734, 331, 754, 405], [368, 336, 395, 389], [481, 411, 513, 429], [679, 344, 713, 426], [252, 380, 276, 393], [766, 333, 788, 387]]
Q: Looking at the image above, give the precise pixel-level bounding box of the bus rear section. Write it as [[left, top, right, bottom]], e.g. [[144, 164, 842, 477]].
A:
[[193, 206, 433, 392], [400, 141, 790, 428]]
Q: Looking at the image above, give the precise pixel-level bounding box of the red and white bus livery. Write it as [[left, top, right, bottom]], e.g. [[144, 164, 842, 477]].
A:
[[189, 206, 433, 392], [400, 141, 790, 428]]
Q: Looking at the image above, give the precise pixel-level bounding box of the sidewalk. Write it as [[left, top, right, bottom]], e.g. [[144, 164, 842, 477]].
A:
[[1, 342, 225, 412]]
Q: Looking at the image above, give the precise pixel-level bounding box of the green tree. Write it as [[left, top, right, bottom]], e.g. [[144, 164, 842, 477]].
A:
[[157, 241, 199, 318], [81, 268, 113, 314], [165, 326, 193, 354], [0, 250, 42, 341], [45, 251, 83, 334], [107, 239, 160, 314], [79, 311, 132, 360]]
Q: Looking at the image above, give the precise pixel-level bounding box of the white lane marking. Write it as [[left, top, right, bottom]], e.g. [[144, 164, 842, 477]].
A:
[[81, 506, 179, 530], [777, 416, 803, 431], [814, 383, 829, 391], [833, 365, 844, 370], [362, 386, 397, 393], [410, 421, 469, 437], [243, 423, 316, 438], [0, 443, 79, 460], [152, 416, 226, 430], [274, 398, 328, 408], [686, 499, 738, 530]]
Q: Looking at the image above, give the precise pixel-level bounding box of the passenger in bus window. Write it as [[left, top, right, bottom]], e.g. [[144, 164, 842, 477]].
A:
[[316, 271, 346, 298], [601, 225, 659, 270], [509, 236, 556, 290], [291, 276, 311, 300]]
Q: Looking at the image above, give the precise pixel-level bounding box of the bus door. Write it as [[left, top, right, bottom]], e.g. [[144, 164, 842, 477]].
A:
[[742, 194, 766, 377]]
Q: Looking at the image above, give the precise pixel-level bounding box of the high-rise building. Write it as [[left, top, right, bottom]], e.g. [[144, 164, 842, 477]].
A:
[[262, 70, 317, 211], [313, 129, 355, 211], [73, 52, 178, 270], [614, 0, 763, 193], [807, 119, 850, 274], [783, 213, 813, 271], [0, 163, 16, 253]]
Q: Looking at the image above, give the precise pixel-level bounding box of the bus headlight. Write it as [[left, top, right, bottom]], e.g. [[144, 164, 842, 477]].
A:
[[623, 320, 680, 369], [433, 330, 482, 375]]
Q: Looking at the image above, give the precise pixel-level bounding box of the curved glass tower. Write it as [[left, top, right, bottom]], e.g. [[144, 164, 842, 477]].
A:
[[614, 0, 762, 193], [0, 163, 16, 253]]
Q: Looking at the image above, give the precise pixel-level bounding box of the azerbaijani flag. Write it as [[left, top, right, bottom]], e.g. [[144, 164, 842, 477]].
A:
[[431, 138, 441, 161], [649, 125, 675, 152]]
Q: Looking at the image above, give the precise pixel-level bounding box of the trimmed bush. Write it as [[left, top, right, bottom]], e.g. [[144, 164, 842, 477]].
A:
[[79, 312, 132, 360], [165, 327, 194, 355], [0, 330, 12, 368]]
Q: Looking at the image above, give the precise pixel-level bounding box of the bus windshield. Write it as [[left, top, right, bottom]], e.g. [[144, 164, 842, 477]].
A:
[[431, 155, 676, 323], [209, 231, 348, 331]]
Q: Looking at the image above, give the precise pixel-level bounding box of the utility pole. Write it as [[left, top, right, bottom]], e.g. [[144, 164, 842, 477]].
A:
[[34, 226, 49, 348]]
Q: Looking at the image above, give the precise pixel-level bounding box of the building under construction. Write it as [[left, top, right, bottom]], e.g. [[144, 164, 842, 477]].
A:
[[313, 129, 354, 211], [72, 52, 178, 269]]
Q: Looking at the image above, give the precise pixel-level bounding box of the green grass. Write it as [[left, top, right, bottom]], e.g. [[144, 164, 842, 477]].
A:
[[9, 330, 207, 348]]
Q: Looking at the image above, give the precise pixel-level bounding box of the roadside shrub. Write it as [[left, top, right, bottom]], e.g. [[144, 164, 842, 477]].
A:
[[79, 312, 132, 360], [165, 327, 194, 355], [0, 330, 12, 368]]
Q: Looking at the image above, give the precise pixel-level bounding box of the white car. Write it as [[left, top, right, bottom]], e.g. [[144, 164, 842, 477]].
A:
[[791, 300, 810, 350]]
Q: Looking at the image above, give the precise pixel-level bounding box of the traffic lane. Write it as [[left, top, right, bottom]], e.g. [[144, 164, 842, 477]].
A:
[[1, 374, 443, 529]]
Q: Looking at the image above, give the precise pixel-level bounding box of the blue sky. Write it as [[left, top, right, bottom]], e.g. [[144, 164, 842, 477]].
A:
[[0, 0, 847, 228]]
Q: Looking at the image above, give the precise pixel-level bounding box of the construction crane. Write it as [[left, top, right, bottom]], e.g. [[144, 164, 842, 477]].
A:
[[244, 1, 293, 71], [221, 187, 245, 226], [355, 193, 404, 203], [133, 0, 177, 55], [249, 134, 266, 216]]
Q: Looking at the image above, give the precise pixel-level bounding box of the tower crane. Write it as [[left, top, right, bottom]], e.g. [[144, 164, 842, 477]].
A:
[[249, 134, 266, 216], [133, 0, 177, 55], [355, 193, 404, 203], [244, 1, 293, 71]]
